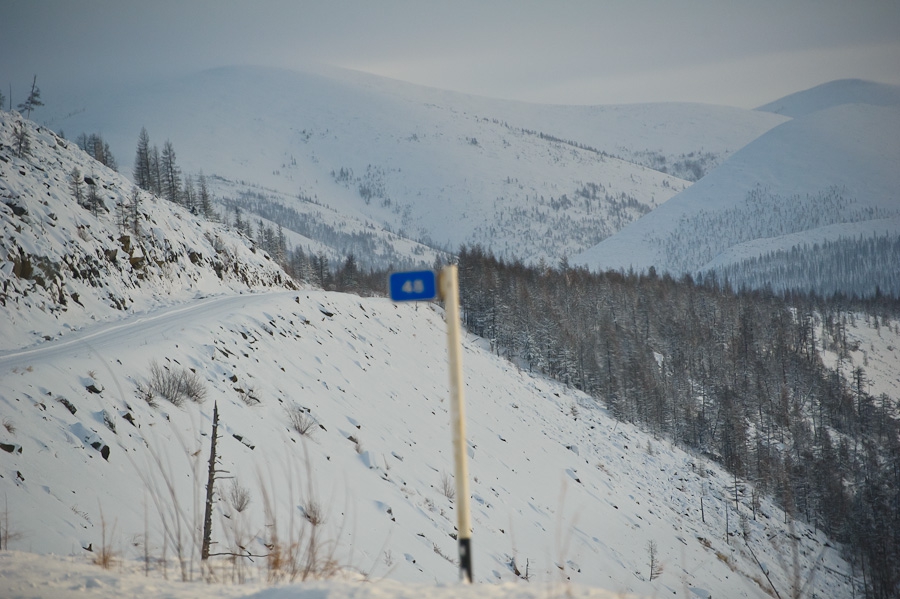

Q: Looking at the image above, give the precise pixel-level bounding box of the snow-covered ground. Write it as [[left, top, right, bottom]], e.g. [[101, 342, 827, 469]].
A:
[[0, 103, 866, 599], [0, 549, 639, 599], [0, 289, 858, 599]]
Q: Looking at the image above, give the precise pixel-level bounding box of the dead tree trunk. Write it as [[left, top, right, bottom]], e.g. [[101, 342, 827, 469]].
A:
[[201, 402, 219, 561]]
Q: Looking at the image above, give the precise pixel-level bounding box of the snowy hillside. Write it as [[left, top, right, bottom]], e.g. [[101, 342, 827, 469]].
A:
[[0, 110, 857, 598], [47, 65, 785, 266], [0, 291, 856, 599], [208, 175, 447, 274], [0, 110, 295, 350], [820, 311, 900, 403], [756, 78, 900, 118], [575, 80, 900, 296]]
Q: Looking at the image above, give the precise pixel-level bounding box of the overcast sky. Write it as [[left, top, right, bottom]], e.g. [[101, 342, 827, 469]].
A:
[[2, 0, 899, 109]]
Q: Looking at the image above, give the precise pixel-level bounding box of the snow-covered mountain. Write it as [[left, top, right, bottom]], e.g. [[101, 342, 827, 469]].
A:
[[756, 78, 900, 118], [46, 65, 785, 267], [574, 80, 900, 296], [0, 110, 858, 598]]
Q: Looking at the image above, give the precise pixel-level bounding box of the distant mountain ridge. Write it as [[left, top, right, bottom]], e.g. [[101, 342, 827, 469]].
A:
[[48, 65, 784, 268], [41, 66, 897, 296], [575, 79, 900, 296], [756, 78, 900, 117]]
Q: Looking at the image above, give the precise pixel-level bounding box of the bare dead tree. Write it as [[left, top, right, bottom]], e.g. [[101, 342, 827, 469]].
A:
[[201, 402, 220, 561]]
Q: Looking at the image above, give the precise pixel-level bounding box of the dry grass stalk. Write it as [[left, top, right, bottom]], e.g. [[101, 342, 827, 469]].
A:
[[439, 471, 456, 501], [256, 441, 347, 582], [287, 405, 317, 436], [0, 494, 24, 550], [93, 505, 117, 569], [148, 360, 207, 406]]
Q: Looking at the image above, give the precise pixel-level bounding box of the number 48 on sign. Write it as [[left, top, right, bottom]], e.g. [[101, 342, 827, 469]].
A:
[[389, 270, 437, 302]]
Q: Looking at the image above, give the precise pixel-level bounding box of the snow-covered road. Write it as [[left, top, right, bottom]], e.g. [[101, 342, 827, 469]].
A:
[[0, 291, 298, 366]]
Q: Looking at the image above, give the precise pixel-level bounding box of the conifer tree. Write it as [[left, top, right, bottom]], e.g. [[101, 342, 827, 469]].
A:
[[77, 133, 117, 170], [339, 253, 359, 291], [182, 174, 196, 213], [233, 206, 246, 233], [149, 145, 162, 196], [17, 75, 43, 119], [87, 175, 101, 216], [133, 127, 152, 191], [129, 188, 141, 236], [198, 172, 214, 219], [92, 134, 117, 171], [14, 121, 30, 158], [161, 140, 180, 203], [69, 167, 84, 206], [315, 252, 329, 288], [275, 224, 287, 264]]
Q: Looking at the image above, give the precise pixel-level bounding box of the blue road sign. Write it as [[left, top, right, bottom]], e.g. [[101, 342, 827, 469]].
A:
[[389, 270, 437, 302]]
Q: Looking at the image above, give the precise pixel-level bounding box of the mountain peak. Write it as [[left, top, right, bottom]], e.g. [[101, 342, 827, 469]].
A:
[[756, 78, 900, 117]]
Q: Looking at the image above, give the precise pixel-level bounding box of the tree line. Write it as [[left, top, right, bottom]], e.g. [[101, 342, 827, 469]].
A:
[[708, 234, 900, 298], [132, 127, 214, 218], [451, 245, 900, 598], [127, 128, 379, 289], [660, 185, 898, 280]]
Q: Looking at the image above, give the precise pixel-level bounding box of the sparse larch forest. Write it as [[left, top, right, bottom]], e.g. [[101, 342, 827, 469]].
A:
[[443, 245, 900, 599]]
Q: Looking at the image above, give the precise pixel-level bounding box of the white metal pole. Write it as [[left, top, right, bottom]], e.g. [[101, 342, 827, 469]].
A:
[[439, 264, 473, 582]]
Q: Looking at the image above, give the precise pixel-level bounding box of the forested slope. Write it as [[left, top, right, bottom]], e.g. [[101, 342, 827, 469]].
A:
[[457, 246, 900, 598]]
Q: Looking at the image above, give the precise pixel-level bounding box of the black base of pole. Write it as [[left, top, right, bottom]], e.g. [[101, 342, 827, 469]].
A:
[[459, 537, 472, 582]]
